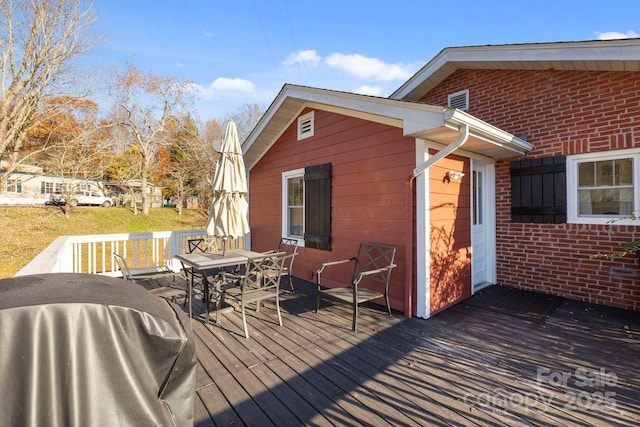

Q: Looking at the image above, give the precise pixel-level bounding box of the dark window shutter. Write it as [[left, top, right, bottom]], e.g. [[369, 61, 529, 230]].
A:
[[17, 179, 21, 193], [40, 181, 45, 194], [304, 163, 331, 251], [511, 155, 566, 223]]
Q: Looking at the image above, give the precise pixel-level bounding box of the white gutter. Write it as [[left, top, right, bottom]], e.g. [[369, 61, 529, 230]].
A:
[[413, 123, 470, 177]]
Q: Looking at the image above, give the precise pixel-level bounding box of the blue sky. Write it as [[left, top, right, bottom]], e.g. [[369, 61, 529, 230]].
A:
[[87, 0, 640, 121]]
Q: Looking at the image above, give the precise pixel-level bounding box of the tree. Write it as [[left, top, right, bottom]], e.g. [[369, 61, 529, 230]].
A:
[[0, 0, 99, 189], [33, 96, 111, 215], [110, 66, 194, 214], [194, 118, 224, 206], [223, 103, 265, 143], [155, 116, 195, 214]]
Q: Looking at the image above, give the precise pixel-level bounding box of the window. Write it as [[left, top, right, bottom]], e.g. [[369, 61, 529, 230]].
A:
[[472, 170, 483, 226], [42, 181, 63, 194], [567, 149, 640, 224], [282, 163, 332, 250], [448, 90, 469, 111], [282, 168, 304, 239], [5, 179, 21, 193], [297, 111, 314, 140]]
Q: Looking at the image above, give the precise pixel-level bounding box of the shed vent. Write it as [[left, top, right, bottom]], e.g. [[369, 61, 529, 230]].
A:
[[297, 111, 314, 140], [448, 90, 469, 111]]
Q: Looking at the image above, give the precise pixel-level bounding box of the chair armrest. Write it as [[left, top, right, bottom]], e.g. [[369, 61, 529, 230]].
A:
[[283, 253, 297, 262], [315, 257, 356, 284], [353, 264, 397, 287]]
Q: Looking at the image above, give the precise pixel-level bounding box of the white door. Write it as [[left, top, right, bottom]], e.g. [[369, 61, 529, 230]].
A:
[[471, 162, 495, 292]]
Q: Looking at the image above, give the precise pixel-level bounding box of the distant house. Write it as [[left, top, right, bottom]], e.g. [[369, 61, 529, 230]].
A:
[[0, 167, 164, 207], [244, 39, 640, 318], [0, 169, 108, 205]]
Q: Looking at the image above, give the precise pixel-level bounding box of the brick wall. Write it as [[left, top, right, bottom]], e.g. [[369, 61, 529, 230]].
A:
[[420, 69, 640, 311]]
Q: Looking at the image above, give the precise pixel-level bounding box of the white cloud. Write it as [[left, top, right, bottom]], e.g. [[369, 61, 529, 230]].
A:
[[176, 62, 185, 68], [595, 30, 639, 40], [211, 77, 254, 92], [354, 85, 383, 96], [325, 53, 415, 81], [202, 30, 214, 38], [193, 77, 255, 100], [282, 50, 322, 68]]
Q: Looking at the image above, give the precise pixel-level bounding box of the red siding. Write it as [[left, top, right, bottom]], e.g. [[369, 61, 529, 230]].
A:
[[429, 154, 472, 315], [249, 109, 414, 312], [420, 69, 640, 311]]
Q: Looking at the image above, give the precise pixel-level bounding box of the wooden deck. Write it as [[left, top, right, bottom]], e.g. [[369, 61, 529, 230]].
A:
[[138, 275, 640, 426]]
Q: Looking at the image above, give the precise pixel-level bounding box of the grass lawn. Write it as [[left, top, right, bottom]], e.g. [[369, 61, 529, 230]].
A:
[[0, 205, 209, 279]]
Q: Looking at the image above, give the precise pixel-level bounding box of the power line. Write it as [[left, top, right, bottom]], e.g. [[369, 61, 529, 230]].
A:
[[251, 0, 283, 84], [284, 0, 302, 80]]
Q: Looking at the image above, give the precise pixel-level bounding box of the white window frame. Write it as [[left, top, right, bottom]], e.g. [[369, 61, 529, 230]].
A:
[[297, 111, 314, 140], [5, 178, 18, 193], [282, 168, 305, 245], [567, 148, 640, 225], [44, 181, 63, 194]]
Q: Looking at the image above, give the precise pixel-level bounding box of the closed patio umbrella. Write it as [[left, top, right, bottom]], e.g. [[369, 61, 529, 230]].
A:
[[206, 121, 249, 253]]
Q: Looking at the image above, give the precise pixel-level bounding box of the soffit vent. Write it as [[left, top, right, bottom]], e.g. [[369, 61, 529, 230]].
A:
[[448, 90, 469, 111]]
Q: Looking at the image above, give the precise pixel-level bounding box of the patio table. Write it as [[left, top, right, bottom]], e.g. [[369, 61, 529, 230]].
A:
[[175, 249, 264, 324]]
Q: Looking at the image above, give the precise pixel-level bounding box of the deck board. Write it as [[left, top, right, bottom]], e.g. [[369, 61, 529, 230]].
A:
[[136, 274, 640, 426]]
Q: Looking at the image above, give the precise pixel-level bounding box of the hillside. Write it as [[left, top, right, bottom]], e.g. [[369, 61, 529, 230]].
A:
[[0, 206, 209, 278]]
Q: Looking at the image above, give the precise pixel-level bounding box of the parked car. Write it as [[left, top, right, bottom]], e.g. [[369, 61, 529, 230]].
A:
[[48, 192, 66, 206], [68, 191, 112, 207]]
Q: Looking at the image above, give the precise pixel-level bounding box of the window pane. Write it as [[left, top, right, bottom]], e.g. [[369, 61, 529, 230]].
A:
[[288, 177, 303, 206], [616, 158, 633, 185], [288, 207, 303, 237], [473, 171, 483, 225], [578, 188, 633, 215], [595, 161, 614, 186], [578, 162, 594, 187]]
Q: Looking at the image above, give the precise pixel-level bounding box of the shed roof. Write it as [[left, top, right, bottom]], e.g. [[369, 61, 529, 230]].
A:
[[243, 84, 531, 170]]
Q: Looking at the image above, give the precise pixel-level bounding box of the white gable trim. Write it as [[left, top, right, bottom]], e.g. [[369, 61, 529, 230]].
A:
[[244, 85, 532, 170], [391, 39, 640, 102]]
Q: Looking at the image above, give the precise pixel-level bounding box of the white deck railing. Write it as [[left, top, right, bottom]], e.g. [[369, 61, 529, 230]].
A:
[[15, 229, 246, 278]]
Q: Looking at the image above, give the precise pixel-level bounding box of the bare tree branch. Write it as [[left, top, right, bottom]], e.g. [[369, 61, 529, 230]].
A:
[[0, 0, 100, 187]]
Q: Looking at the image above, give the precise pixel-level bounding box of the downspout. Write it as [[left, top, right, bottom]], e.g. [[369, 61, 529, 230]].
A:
[[404, 124, 469, 319], [413, 123, 470, 177]]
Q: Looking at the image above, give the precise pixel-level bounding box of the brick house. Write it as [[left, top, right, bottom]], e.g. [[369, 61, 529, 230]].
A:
[[244, 39, 640, 318]]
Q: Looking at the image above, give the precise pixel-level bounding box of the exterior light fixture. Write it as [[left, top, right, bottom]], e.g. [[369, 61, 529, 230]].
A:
[[448, 170, 465, 180], [443, 170, 465, 183]]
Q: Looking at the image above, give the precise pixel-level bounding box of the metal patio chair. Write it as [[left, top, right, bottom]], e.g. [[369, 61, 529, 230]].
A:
[[221, 251, 287, 338], [315, 242, 397, 331], [179, 238, 224, 306], [264, 238, 298, 293], [113, 253, 186, 303]]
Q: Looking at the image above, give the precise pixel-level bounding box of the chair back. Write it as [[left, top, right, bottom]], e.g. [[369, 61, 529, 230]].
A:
[[352, 242, 397, 286], [113, 253, 133, 281], [187, 238, 207, 253], [277, 238, 298, 271], [242, 252, 286, 294]]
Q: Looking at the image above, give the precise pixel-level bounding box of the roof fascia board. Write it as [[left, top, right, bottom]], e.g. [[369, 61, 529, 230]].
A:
[[285, 86, 447, 125]]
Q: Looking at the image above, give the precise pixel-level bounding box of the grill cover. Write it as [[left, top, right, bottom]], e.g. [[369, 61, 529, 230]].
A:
[[0, 273, 196, 426]]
